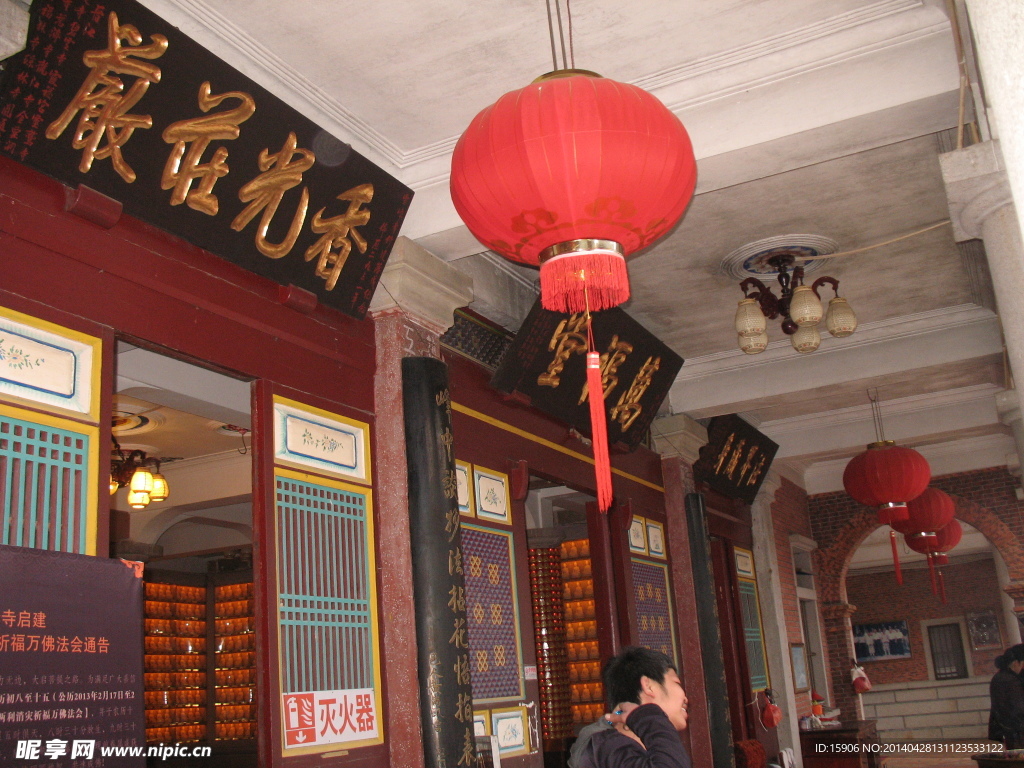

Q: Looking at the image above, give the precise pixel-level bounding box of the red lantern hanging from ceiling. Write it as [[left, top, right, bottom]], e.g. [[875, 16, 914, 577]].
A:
[[894, 487, 956, 549], [450, 71, 697, 314], [905, 518, 962, 602], [888, 487, 955, 586], [930, 518, 963, 566], [450, 70, 697, 511], [842, 441, 931, 524]]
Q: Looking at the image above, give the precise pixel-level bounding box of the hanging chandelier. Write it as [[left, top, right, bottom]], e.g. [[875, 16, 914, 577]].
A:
[[735, 253, 856, 354], [449, 4, 697, 511], [110, 442, 169, 509]]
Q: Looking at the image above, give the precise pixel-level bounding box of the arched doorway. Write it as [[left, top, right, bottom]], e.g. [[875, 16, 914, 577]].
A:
[[814, 495, 1024, 724]]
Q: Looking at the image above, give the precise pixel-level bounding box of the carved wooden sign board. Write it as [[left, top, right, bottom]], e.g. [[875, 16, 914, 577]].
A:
[[492, 300, 684, 450], [693, 414, 778, 503], [0, 0, 413, 319]]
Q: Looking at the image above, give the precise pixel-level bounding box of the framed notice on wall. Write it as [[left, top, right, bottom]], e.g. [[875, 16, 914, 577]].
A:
[[966, 611, 1002, 650], [790, 643, 809, 693]]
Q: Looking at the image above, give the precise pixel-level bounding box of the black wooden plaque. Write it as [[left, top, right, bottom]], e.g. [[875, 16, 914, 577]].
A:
[[0, 0, 412, 319], [492, 300, 683, 449], [0, 544, 145, 767], [692, 414, 778, 504], [403, 357, 476, 768]]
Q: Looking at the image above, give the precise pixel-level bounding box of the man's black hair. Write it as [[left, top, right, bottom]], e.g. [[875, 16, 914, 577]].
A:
[[602, 646, 677, 710]]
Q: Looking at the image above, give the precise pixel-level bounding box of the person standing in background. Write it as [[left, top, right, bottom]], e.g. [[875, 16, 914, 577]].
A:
[[989, 644, 1024, 749]]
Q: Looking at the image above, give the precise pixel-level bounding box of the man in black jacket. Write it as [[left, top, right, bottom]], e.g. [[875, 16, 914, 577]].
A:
[[574, 647, 692, 768]]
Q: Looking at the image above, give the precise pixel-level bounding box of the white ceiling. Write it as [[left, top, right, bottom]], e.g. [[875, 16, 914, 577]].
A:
[[122, 0, 1021, 519]]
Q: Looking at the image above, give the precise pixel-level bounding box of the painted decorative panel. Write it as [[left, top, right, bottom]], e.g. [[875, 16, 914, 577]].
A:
[[0, 404, 98, 555], [491, 706, 530, 758], [461, 524, 523, 702], [473, 467, 510, 524], [275, 469, 382, 751], [0, 306, 100, 420], [631, 559, 677, 665], [273, 397, 371, 485], [628, 515, 648, 555], [456, 460, 475, 517], [645, 520, 665, 558]]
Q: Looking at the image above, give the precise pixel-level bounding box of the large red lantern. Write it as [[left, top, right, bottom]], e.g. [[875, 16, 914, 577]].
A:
[[450, 70, 697, 511], [842, 441, 931, 524], [450, 71, 697, 314]]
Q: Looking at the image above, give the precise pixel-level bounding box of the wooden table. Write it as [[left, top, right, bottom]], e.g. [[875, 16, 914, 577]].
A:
[[800, 720, 880, 768]]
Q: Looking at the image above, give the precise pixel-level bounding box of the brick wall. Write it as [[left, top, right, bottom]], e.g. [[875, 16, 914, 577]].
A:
[[770, 477, 832, 716], [847, 559, 1006, 683], [806, 465, 1024, 720]]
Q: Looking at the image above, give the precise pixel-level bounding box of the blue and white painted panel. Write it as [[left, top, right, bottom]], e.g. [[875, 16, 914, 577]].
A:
[[0, 309, 97, 417], [273, 397, 371, 484]]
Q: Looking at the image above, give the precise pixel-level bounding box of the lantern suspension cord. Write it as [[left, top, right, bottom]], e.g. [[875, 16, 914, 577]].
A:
[[796, 221, 950, 261], [540, 0, 573, 70], [566, 0, 575, 69], [544, 0, 577, 70], [869, 388, 886, 443]]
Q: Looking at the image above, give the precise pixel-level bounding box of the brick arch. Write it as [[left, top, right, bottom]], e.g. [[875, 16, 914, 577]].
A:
[[813, 494, 1024, 719]]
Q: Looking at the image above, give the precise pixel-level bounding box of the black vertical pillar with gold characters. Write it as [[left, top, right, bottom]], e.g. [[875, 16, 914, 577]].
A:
[[403, 357, 476, 768]]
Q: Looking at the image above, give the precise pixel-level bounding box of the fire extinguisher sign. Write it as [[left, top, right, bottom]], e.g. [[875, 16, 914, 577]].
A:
[[282, 688, 379, 749]]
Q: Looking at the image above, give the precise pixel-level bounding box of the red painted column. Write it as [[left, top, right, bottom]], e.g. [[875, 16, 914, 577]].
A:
[[662, 454, 714, 768], [373, 309, 442, 768]]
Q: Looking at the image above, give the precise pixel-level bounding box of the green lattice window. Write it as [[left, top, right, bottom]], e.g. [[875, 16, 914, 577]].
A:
[[0, 408, 93, 554]]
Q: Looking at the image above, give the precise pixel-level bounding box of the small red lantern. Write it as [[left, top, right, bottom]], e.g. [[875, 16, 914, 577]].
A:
[[931, 519, 963, 566], [906, 518, 962, 602], [842, 441, 931, 524], [888, 487, 954, 586], [893, 488, 956, 549], [450, 71, 697, 314]]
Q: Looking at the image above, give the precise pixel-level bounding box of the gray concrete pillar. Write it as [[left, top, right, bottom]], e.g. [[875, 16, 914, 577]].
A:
[[942, 142, 1024, 397]]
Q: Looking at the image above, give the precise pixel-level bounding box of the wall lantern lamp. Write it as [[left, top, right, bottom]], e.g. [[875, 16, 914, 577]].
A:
[[735, 253, 857, 354]]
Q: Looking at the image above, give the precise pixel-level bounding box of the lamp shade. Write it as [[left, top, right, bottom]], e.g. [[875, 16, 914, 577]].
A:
[[129, 465, 153, 494], [150, 472, 169, 503], [735, 298, 767, 337], [450, 72, 697, 313], [893, 487, 955, 548], [826, 296, 857, 337], [790, 323, 821, 353], [127, 489, 150, 509], [738, 331, 768, 355], [789, 285, 823, 327], [843, 441, 931, 524]]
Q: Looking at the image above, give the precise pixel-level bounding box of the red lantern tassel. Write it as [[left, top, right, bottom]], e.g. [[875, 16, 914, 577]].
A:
[[938, 568, 947, 604], [540, 252, 631, 314], [890, 530, 903, 585], [587, 350, 613, 512], [927, 554, 938, 595]]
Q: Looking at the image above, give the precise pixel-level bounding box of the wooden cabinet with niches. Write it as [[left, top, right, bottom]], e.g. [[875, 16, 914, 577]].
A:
[[143, 569, 256, 755], [560, 538, 604, 730]]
